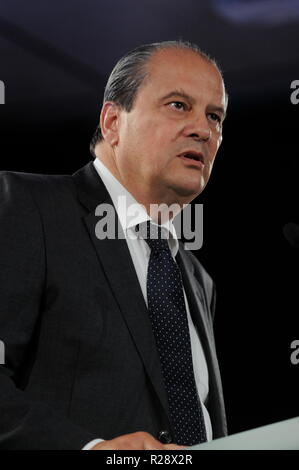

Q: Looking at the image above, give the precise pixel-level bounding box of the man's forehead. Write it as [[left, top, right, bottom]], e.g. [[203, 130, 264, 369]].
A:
[[146, 47, 217, 77], [143, 48, 225, 104]]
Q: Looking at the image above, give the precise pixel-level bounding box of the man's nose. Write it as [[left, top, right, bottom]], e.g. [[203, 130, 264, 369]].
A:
[[184, 115, 211, 142]]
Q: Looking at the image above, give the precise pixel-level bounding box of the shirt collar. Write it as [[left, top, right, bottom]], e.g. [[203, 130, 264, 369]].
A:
[[93, 157, 179, 257]]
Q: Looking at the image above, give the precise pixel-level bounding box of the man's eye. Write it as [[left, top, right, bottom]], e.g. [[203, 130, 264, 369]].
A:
[[208, 112, 221, 123], [168, 101, 187, 111]]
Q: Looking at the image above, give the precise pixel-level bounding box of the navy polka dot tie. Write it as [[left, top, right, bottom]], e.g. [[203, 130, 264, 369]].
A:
[[139, 221, 207, 446]]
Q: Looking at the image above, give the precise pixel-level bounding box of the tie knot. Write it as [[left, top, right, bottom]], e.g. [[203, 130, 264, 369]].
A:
[[136, 221, 169, 254]]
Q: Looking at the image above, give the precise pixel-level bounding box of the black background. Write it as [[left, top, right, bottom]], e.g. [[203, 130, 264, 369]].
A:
[[1, 0, 299, 436]]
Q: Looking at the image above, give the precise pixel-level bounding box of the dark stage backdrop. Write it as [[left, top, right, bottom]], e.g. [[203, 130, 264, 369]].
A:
[[1, 0, 299, 438]]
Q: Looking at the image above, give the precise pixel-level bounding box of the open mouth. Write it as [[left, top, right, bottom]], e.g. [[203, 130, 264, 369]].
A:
[[178, 152, 204, 166]]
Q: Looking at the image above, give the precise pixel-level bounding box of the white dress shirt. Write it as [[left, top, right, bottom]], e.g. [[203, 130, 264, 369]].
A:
[[82, 158, 212, 449]]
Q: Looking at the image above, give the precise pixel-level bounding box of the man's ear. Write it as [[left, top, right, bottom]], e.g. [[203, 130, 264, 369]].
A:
[[100, 101, 120, 146]]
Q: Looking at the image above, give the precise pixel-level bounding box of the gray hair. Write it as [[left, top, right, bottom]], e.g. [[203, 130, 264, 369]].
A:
[[90, 40, 226, 153]]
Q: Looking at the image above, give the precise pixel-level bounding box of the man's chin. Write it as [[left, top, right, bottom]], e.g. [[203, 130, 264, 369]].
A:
[[171, 181, 205, 200]]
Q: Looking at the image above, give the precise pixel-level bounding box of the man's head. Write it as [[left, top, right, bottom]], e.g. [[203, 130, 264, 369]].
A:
[[92, 40, 227, 210]]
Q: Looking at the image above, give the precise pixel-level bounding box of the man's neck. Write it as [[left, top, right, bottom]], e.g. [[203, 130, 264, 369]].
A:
[[94, 144, 186, 223]]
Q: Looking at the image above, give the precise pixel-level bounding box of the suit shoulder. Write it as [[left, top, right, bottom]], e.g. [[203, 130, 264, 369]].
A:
[[0, 169, 75, 205], [0, 169, 72, 189]]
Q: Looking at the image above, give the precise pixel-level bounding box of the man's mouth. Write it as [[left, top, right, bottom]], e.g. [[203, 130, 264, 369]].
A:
[[177, 151, 205, 167]]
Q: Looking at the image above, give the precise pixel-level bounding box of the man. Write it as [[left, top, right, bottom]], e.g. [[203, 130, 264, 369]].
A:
[[0, 40, 227, 450]]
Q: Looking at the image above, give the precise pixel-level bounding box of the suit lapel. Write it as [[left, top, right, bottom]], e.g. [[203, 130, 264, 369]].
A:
[[176, 247, 219, 392], [177, 248, 227, 437], [72, 162, 171, 421]]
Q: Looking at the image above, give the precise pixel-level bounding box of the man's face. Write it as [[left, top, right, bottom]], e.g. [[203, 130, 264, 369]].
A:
[[112, 48, 226, 205]]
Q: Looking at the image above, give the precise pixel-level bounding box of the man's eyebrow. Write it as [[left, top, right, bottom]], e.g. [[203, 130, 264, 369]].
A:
[[159, 90, 196, 105], [159, 90, 227, 119]]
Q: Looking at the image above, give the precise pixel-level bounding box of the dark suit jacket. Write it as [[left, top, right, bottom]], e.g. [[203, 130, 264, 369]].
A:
[[0, 161, 227, 449]]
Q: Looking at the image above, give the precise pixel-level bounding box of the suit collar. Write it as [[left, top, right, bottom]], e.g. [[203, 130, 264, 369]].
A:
[[72, 160, 110, 211]]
